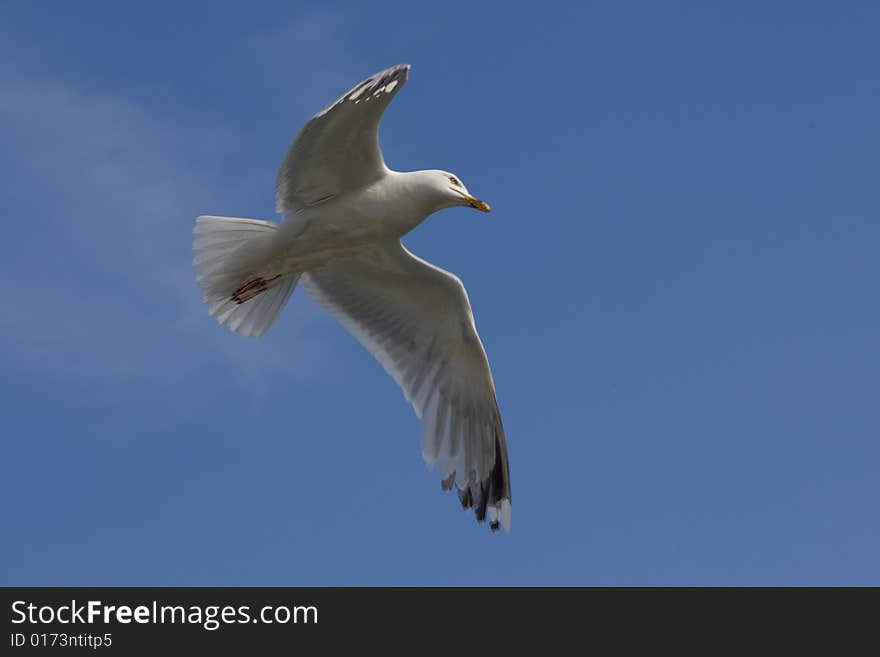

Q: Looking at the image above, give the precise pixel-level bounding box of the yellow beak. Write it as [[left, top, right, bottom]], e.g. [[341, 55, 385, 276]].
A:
[[467, 196, 491, 213]]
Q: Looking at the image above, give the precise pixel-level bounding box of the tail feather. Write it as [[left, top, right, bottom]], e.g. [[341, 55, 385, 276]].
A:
[[207, 275, 298, 337], [193, 215, 298, 337]]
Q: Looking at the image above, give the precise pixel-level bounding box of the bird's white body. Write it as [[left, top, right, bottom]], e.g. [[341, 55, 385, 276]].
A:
[[193, 65, 511, 532], [269, 170, 449, 275]]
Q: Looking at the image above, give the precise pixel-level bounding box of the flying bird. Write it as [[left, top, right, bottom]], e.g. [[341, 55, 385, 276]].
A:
[[193, 64, 511, 531]]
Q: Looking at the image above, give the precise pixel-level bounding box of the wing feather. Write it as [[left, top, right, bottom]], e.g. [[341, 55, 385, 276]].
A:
[[275, 64, 410, 212], [301, 241, 512, 531]]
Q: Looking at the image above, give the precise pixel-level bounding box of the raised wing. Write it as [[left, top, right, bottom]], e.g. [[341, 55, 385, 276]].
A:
[[275, 64, 410, 213], [301, 241, 512, 531]]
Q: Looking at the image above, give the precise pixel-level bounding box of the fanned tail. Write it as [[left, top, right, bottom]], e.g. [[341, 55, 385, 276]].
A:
[[193, 215, 298, 337]]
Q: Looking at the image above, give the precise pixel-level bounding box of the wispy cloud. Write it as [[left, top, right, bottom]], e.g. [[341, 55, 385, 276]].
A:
[[0, 13, 358, 386]]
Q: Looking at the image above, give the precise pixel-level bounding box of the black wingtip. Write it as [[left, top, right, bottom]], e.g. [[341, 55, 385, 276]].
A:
[[442, 430, 511, 533]]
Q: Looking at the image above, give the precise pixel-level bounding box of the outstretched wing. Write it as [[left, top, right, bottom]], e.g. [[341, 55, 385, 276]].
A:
[[275, 64, 410, 213], [301, 241, 512, 532]]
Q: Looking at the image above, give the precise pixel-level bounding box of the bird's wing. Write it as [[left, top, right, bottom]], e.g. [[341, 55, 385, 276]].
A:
[[275, 64, 410, 213], [301, 241, 512, 531]]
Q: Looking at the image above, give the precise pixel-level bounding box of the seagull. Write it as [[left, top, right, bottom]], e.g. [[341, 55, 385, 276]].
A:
[[193, 64, 511, 532]]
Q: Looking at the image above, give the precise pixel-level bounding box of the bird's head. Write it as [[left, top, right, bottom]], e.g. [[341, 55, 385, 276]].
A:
[[424, 170, 491, 214]]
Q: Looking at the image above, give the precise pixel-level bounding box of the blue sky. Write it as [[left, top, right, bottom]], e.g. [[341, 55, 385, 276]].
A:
[[2, 1, 878, 585]]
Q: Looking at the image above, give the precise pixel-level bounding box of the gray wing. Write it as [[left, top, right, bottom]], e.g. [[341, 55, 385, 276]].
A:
[[275, 64, 410, 213], [302, 241, 512, 532]]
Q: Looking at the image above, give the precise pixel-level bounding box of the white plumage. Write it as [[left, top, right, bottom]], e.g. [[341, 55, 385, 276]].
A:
[[193, 64, 511, 531]]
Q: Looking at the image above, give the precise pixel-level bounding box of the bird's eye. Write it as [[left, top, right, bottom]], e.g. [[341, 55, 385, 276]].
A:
[[448, 176, 461, 187]]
